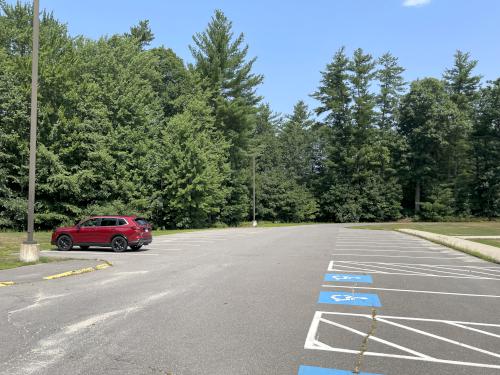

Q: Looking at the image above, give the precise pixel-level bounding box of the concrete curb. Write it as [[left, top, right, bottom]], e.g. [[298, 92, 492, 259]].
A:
[[397, 229, 500, 263], [43, 261, 112, 280], [455, 235, 500, 239]]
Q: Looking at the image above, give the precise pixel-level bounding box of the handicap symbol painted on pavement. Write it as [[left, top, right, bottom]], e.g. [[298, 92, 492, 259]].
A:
[[324, 273, 373, 283], [318, 291, 381, 307], [298, 365, 383, 375]]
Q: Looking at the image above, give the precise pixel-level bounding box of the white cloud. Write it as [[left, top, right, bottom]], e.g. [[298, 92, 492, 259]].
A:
[[403, 0, 431, 7]]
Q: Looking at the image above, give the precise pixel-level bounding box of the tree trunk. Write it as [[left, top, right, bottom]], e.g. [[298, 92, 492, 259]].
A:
[[415, 180, 421, 213]]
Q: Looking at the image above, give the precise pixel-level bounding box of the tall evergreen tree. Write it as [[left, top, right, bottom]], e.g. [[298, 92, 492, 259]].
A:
[[313, 48, 401, 222], [349, 48, 376, 131], [279, 101, 315, 186], [190, 10, 264, 224], [313, 47, 351, 126], [376, 53, 406, 130], [399, 78, 469, 217], [470, 79, 500, 218], [443, 50, 481, 112], [443, 50, 481, 213]]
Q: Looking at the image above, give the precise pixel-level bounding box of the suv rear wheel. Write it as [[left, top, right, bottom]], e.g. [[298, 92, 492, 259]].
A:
[[57, 235, 73, 251], [111, 236, 128, 252]]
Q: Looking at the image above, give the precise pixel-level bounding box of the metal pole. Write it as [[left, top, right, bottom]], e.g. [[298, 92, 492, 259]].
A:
[[252, 155, 257, 227], [21, 0, 40, 261]]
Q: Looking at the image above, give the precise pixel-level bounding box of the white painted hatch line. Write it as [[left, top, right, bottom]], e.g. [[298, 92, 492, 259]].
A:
[[317, 317, 433, 359], [328, 260, 500, 280], [332, 254, 463, 260], [305, 311, 500, 370], [376, 317, 500, 360], [360, 262, 485, 278]]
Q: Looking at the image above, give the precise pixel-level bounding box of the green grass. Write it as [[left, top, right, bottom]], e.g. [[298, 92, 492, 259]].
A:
[[0, 231, 58, 270], [350, 221, 500, 236]]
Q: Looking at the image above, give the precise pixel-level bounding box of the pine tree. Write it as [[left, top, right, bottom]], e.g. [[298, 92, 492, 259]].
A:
[[154, 89, 230, 228], [313, 48, 402, 222], [399, 78, 469, 216], [376, 53, 405, 130], [443, 50, 481, 112], [190, 10, 264, 224], [279, 100, 315, 186], [470, 79, 500, 218], [443, 50, 481, 214], [313, 47, 351, 127]]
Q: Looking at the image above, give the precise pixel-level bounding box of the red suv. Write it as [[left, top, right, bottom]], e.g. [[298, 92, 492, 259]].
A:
[[51, 216, 153, 252]]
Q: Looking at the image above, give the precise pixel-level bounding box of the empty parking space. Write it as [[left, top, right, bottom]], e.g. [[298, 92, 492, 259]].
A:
[[299, 228, 500, 375]]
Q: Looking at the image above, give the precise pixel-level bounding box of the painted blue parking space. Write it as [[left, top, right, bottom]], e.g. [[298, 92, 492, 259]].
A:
[[298, 365, 383, 375], [318, 291, 381, 307], [324, 273, 373, 283]]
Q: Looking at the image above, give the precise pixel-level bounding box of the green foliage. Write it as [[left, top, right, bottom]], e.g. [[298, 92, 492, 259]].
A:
[[0, 4, 497, 231], [419, 185, 456, 221], [313, 48, 402, 222], [155, 91, 230, 228], [398, 78, 471, 215], [443, 50, 481, 112], [190, 9, 264, 224], [470, 79, 500, 218], [256, 170, 318, 223]]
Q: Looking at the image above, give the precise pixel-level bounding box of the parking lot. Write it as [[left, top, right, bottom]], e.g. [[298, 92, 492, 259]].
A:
[[300, 228, 500, 375], [1, 225, 499, 374]]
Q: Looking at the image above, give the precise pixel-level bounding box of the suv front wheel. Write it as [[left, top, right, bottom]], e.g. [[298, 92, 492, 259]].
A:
[[57, 235, 73, 251], [111, 236, 128, 252]]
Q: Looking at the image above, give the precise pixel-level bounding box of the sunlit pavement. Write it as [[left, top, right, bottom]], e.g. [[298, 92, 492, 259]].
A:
[[1, 225, 499, 375]]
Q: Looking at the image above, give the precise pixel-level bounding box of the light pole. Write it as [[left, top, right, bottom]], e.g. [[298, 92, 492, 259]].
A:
[[252, 154, 257, 227], [20, 0, 40, 262]]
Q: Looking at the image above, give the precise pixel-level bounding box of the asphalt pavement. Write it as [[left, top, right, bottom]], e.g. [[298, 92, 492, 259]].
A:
[[1, 224, 499, 375]]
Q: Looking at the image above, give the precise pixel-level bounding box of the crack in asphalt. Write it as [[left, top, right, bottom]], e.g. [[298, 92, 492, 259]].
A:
[[353, 308, 377, 374]]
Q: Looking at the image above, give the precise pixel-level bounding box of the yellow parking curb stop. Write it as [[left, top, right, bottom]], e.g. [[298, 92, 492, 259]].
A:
[[43, 262, 112, 280]]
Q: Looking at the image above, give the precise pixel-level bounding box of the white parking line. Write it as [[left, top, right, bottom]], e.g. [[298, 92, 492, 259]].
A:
[[332, 254, 461, 260], [371, 262, 485, 278], [334, 261, 435, 276], [328, 261, 500, 280], [348, 261, 500, 278]]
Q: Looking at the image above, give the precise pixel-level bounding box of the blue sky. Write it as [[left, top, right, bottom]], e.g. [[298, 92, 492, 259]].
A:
[[8, 0, 500, 115]]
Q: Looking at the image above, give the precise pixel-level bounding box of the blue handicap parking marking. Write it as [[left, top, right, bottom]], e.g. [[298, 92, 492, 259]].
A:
[[298, 365, 383, 375], [324, 273, 372, 283], [318, 291, 382, 307]]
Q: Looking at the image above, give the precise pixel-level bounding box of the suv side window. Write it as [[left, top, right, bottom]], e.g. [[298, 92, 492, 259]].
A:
[[81, 218, 100, 227], [134, 218, 149, 226], [100, 218, 117, 226], [117, 219, 127, 226]]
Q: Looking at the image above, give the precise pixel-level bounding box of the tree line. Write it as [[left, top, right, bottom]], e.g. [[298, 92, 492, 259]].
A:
[[0, 2, 498, 230]]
